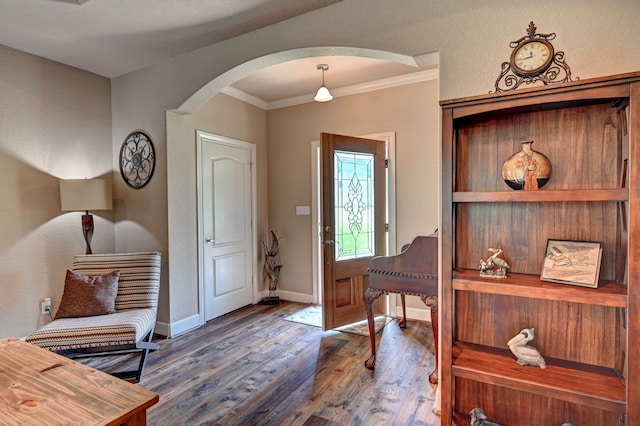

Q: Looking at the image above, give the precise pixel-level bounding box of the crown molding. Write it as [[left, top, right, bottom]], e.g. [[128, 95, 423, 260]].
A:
[[220, 86, 269, 109], [221, 67, 438, 111]]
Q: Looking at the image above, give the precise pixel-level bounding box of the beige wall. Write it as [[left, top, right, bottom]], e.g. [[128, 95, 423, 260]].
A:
[[0, 45, 112, 338], [3, 0, 640, 337], [163, 93, 268, 331], [112, 0, 640, 333], [162, 77, 438, 330], [267, 80, 439, 299]]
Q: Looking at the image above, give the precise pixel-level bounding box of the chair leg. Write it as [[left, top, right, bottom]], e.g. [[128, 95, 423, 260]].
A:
[[133, 329, 158, 382], [109, 328, 159, 383], [420, 295, 438, 385], [399, 293, 408, 328]]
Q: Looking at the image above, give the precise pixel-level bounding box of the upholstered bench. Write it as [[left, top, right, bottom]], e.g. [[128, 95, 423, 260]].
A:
[[26, 251, 161, 382]]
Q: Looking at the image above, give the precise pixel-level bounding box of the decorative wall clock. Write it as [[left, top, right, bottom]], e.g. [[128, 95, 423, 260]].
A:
[[492, 21, 577, 92], [119, 131, 155, 189]]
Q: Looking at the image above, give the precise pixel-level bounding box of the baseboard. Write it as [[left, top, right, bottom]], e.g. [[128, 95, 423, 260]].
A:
[[155, 313, 200, 338], [262, 289, 313, 304], [397, 305, 432, 323], [265, 290, 429, 321], [268, 291, 430, 323], [156, 291, 314, 338], [154, 294, 427, 338]]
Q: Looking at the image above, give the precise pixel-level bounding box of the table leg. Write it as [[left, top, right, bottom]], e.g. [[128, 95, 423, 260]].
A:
[[124, 410, 148, 426]]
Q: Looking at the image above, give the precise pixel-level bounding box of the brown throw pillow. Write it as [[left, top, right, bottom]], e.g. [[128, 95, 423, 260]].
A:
[[54, 270, 120, 319]]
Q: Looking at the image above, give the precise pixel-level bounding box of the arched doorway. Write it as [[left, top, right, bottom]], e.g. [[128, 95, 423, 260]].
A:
[[164, 46, 438, 334]]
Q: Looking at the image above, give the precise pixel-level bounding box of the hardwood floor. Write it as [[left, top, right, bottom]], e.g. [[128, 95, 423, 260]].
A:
[[88, 301, 440, 425]]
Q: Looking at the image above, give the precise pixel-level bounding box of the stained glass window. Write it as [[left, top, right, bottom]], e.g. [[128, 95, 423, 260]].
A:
[[334, 150, 375, 260]]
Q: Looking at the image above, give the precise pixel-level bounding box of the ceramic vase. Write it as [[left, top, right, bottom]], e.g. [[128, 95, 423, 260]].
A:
[[502, 141, 552, 190]]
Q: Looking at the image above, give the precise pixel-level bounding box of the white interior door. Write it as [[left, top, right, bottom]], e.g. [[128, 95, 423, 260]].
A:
[[197, 131, 256, 322]]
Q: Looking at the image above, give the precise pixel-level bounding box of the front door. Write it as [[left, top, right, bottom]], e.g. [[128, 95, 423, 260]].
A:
[[321, 133, 386, 330], [198, 131, 255, 321]]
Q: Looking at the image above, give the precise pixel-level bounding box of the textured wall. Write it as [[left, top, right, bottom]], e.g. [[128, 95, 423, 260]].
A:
[[7, 1, 639, 336], [0, 45, 112, 338], [163, 93, 268, 330], [266, 80, 439, 299], [112, 0, 640, 329]]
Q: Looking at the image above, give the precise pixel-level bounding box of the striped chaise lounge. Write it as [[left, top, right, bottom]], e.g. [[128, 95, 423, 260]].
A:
[[26, 251, 161, 383]]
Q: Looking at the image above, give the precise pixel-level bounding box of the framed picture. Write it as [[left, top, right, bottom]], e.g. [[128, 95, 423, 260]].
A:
[[540, 239, 603, 288]]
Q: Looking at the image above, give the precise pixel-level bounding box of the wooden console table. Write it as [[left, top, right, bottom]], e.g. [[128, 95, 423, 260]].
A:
[[0, 338, 159, 425]]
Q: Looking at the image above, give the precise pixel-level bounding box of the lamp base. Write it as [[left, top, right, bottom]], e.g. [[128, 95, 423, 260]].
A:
[[82, 213, 94, 254]]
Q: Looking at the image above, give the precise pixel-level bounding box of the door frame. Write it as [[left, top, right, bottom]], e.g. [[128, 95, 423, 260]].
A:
[[311, 131, 397, 314], [196, 130, 258, 326]]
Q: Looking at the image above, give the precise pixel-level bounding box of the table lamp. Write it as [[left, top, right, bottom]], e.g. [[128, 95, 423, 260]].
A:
[[60, 179, 113, 254]]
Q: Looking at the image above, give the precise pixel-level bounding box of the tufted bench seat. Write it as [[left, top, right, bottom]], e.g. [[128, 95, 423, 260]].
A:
[[26, 251, 161, 382]]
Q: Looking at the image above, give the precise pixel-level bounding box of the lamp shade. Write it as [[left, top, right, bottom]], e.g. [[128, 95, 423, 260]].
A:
[[314, 64, 333, 103], [60, 179, 112, 212], [314, 85, 333, 102]]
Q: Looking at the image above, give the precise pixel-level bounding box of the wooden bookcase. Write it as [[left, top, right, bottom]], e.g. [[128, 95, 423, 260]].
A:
[[440, 72, 640, 425]]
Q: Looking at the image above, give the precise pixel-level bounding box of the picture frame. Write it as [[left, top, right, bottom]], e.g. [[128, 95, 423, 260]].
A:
[[540, 239, 603, 288]]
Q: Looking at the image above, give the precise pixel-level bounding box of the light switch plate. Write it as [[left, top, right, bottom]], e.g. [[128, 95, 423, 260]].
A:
[[296, 205, 310, 216]]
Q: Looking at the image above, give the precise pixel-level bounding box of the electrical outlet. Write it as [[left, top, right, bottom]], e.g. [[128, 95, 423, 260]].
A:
[[41, 298, 52, 315]]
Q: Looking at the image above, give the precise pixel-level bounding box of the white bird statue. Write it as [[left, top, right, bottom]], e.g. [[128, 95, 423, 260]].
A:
[[507, 328, 546, 369], [488, 247, 510, 270], [470, 408, 502, 426]]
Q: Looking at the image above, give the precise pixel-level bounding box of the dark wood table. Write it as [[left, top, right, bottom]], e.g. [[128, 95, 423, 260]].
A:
[[0, 338, 159, 425], [363, 235, 439, 384]]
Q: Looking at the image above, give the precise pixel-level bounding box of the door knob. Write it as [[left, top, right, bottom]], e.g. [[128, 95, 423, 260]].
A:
[[205, 237, 216, 244], [324, 240, 334, 246]]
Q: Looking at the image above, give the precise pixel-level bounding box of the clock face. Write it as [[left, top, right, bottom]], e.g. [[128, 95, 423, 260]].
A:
[[511, 40, 554, 76]]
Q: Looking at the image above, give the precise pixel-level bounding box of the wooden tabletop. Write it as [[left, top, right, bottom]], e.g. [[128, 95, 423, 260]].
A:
[[0, 338, 159, 426]]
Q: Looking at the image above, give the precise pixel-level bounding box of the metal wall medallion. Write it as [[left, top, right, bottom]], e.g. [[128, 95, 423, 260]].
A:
[[119, 131, 155, 189]]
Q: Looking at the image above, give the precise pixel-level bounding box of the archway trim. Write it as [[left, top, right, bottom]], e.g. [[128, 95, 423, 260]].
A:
[[177, 46, 434, 114]]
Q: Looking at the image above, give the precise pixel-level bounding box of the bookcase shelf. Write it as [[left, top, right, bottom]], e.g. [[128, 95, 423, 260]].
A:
[[452, 342, 626, 414], [452, 269, 627, 307], [452, 189, 628, 203], [440, 71, 640, 426]]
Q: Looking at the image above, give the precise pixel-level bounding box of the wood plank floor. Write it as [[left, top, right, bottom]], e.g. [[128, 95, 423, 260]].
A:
[[88, 301, 440, 425]]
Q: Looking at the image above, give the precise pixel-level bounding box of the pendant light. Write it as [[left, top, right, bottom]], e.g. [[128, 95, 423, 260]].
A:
[[314, 64, 333, 102]]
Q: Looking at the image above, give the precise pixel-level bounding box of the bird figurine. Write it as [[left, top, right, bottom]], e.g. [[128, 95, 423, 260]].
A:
[[507, 327, 546, 369], [470, 408, 502, 426], [488, 247, 509, 270], [480, 247, 509, 278]]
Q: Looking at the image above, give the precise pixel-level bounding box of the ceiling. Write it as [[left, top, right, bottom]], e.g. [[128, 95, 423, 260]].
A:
[[0, 0, 434, 105]]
